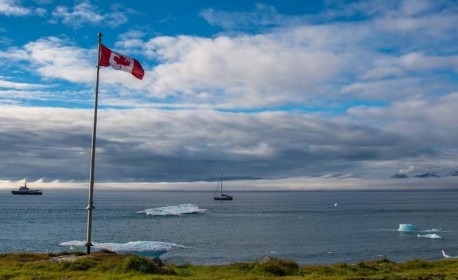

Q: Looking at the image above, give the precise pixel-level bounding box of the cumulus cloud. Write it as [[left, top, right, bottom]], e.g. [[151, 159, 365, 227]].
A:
[[0, 0, 47, 16], [50, 0, 131, 28], [22, 37, 95, 82], [0, 36, 153, 97], [141, 30, 350, 107], [0, 79, 48, 90], [111, 1, 456, 109], [0, 106, 417, 181], [347, 92, 458, 170], [0, 0, 31, 16], [400, 52, 458, 72]]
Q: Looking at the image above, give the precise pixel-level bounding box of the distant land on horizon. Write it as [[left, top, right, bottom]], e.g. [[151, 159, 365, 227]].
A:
[[3, 172, 458, 191], [391, 169, 458, 179]]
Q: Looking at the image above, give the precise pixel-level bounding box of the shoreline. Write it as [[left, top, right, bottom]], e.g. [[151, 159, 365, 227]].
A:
[[1, 251, 457, 279], [1, 247, 451, 267]]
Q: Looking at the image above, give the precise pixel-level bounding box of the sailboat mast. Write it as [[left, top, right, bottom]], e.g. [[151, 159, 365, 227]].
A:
[[220, 172, 223, 195], [213, 172, 232, 200]]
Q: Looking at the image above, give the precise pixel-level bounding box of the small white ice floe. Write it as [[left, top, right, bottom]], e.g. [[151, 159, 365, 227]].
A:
[[423, 229, 442, 233], [417, 233, 442, 239], [334, 203, 338, 207], [60, 240, 188, 257], [136, 203, 206, 216], [442, 250, 458, 259]]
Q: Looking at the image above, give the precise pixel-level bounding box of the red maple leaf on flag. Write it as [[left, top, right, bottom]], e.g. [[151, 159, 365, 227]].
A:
[[113, 55, 131, 67]]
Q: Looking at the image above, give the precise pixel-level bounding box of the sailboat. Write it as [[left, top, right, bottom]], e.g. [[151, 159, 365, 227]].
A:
[[214, 173, 233, 201]]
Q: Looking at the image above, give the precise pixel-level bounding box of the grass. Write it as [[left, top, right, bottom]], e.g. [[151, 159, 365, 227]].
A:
[[0, 252, 457, 279]]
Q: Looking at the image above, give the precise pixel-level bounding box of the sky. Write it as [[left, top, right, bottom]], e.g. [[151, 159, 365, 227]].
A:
[[1, 0, 458, 189]]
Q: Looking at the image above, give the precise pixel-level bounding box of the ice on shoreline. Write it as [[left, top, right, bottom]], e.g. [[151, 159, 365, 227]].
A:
[[60, 240, 188, 257], [442, 250, 458, 259], [136, 203, 206, 216]]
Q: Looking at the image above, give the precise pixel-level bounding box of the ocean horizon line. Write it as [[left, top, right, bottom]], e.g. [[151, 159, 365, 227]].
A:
[[2, 176, 458, 191]]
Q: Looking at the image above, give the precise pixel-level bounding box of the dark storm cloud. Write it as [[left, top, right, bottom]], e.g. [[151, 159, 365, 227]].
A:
[[1, 106, 444, 182]]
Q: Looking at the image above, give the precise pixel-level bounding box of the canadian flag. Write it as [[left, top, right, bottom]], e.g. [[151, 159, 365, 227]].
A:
[[99, 44, 144, 80]]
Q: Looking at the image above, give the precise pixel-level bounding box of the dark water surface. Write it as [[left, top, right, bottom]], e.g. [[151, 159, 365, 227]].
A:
[[1, 189, 457, 265]]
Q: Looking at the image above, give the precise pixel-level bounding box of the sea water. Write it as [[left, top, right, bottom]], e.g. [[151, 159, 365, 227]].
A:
[[0, 189, 457, 265]]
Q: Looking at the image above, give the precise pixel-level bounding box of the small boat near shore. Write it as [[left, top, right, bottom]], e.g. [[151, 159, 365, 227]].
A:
[[214, 173, 233, 201], [11, 181, 42, 195]]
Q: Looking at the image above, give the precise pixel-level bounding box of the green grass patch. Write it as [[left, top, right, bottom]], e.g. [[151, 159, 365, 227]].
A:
[[0, 252, 457, 279], [252, 257, 299, 276], [122, 255, 175, 275]]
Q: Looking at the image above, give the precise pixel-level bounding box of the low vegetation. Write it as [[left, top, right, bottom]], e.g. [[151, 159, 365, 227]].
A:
[[0, 252, 457, 279]]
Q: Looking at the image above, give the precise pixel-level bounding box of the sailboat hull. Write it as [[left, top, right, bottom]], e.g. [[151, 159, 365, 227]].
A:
[[214, 194, 233, 201]]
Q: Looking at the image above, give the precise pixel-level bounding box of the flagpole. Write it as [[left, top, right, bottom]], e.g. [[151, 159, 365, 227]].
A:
[[86, 32, 102, 254]]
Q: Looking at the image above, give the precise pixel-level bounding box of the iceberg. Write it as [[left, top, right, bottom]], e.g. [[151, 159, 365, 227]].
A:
[[397, 224, 417, 232], [442, 250, 458, 259], [417, 233, 442, 239], [136, 203, 206, 216], [60, 240, 187, 257], [396, 224, 446, 234]]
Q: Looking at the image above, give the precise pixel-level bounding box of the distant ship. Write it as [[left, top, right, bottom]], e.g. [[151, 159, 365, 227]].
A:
[[11, 180, 42, 195], [214, 173, 233, 201]]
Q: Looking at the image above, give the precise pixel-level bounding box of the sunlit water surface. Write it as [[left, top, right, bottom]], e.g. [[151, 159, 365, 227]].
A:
[[1, 189, 457, 265]]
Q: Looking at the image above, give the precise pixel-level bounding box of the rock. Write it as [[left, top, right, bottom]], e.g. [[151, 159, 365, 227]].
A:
[[259, 255, 275, 264], [50, 255, 86, 263]]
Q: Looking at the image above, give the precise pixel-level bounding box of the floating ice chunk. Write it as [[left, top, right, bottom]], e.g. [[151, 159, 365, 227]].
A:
[[442, 250, 458, 259], [60, 240, 86, 251], [417, 233, 442, 239], [60, 240, 187, 257], [393, 224, 446, 234], [334, 203, 338, 206], [397, 224, 417, 232], [136, 203, 206, 216], [423, 229, 442, 233]]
